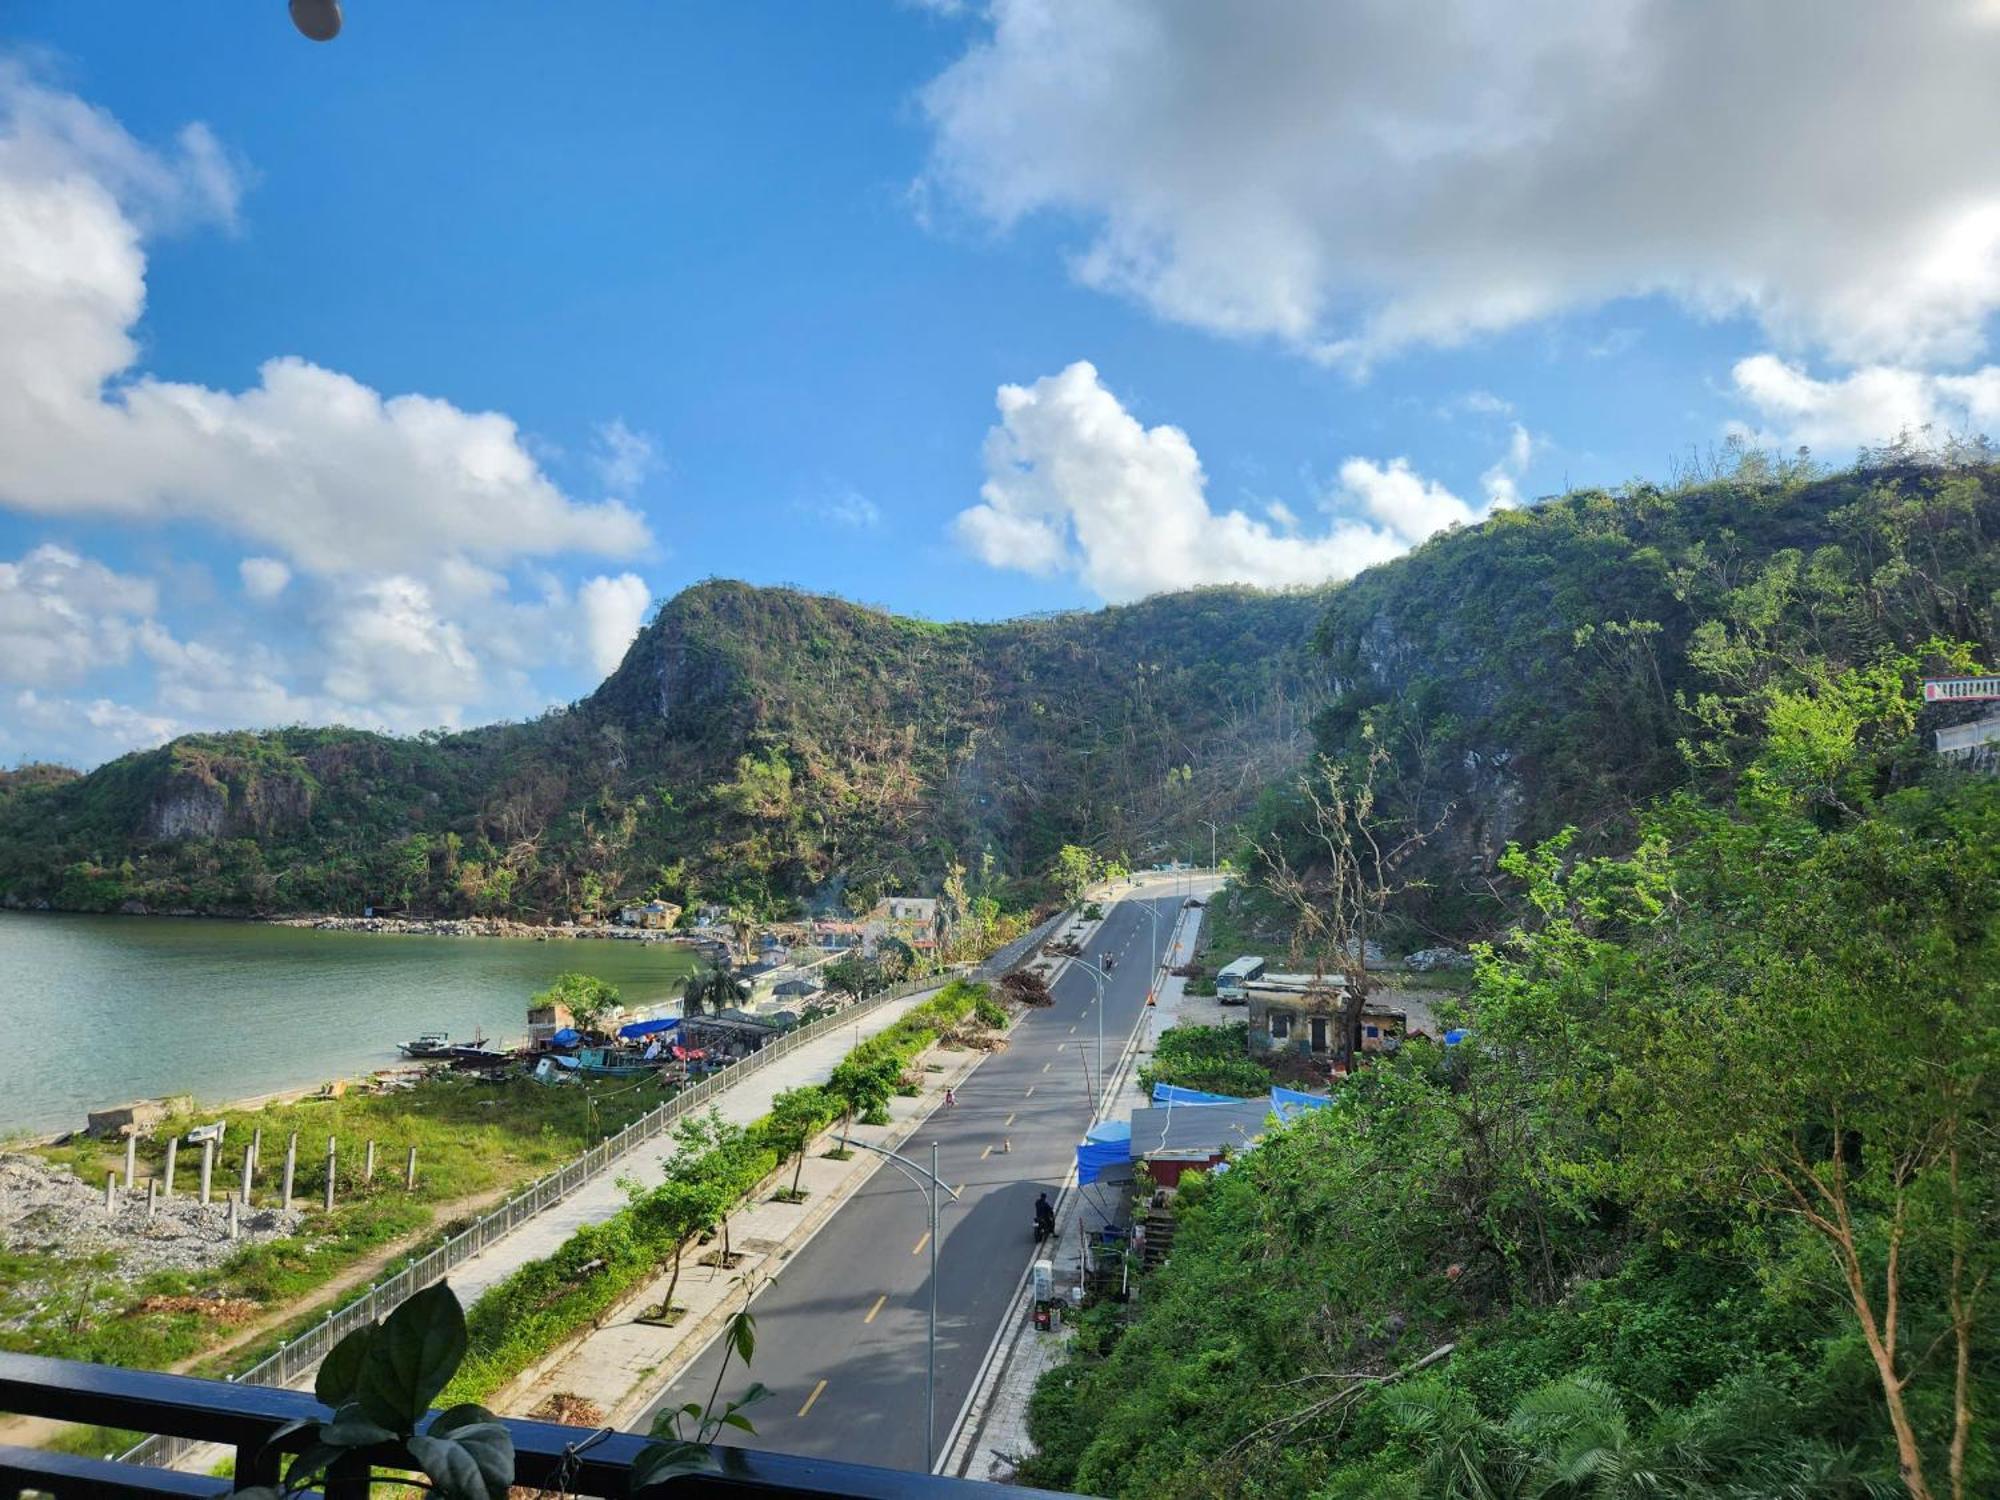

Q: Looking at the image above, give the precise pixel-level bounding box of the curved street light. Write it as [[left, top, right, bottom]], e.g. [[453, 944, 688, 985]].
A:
[[846, 1139, 959, 1467]]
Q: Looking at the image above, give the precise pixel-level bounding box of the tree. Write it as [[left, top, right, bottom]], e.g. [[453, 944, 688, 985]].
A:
[[1502, 666, 1999, 1500], [1254, 725, 1447, 1072], [532, 971, 622, 1033], [767, 1085, 835, 1198], [680, 968, 742, 1019], [628, 1175, 728, 1320], [1055, 844, 1097, 907]]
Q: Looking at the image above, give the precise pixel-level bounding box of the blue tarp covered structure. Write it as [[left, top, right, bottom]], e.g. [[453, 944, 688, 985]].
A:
[[550, 1027, 581, 1047], [1076, 1119, 1133, 1185], [1444, 1028, 1469, 1046], [617, 1016, 681, 1040], [1150, 1083, 1239, 1106]]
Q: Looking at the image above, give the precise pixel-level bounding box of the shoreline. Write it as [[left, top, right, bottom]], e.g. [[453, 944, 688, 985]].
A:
[[3, 902, 717, 948]]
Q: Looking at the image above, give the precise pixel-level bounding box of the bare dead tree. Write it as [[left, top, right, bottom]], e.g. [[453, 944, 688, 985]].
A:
[[1253, 724, 1451, 1073]]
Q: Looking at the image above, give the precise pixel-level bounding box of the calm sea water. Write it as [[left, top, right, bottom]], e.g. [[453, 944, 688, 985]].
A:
[[0, 912, 698, 1137]]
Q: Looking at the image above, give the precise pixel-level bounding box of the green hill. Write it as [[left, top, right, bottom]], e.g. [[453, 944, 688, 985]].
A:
[[0, 582, 1331, 917]]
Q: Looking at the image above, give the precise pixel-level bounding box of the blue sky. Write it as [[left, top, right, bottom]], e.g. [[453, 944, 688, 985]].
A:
[[3, 3, 1998, 767]]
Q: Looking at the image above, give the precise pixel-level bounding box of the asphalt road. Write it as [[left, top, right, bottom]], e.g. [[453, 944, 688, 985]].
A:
[[635, 891, 1183, 1471]]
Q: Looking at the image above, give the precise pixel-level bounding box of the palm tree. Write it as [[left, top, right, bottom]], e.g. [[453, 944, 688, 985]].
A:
[[1506, 1372, 1701, 1499], [1379, 1379, 1516, 1500]]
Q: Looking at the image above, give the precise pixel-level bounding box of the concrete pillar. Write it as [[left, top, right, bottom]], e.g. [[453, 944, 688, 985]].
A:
[[105, 1173, 116, 1215], [199, 1139, 214, 1206], [227, 1196, 239, 1240], [163, 1136, 178, 1199], [364, 1140, 376, 1184], [123, 1132, 137, 1191], [281, 1133, 297, 1210], [405, 1146, 418, 1191], [251, 1127, 264, 1186], [240, 1149, 254, 1206], [323, 1137, 336, 1214], [147, 1179, 158, 1219]]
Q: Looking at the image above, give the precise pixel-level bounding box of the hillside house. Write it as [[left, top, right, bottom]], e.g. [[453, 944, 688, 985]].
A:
[[863, 896, 943, 956], [617, 899, 682, 930], [1247, 974, 1438, 1056]]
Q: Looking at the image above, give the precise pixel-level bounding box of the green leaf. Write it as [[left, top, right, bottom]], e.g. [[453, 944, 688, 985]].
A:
[[728, 1309, 757, 1363], [718, 1411, 757, 1433], [428, 1400, 500, 1436], [631, 1438, 719, 1492], [315, 1319, 378, 1406], [323, 1402, 398, 1447], [408, 1423, 515, 1500], [356, 1281, 468, 1431], [283, 1439, 351, 1492]]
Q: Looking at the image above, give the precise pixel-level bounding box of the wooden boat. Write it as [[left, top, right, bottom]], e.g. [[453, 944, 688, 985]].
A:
[[397, 1032, 452, 1058], [574, 1045, 657, 1078]]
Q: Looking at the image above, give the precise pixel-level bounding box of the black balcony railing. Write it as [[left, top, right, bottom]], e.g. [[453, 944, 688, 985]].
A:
[[0, 1352, 1058, 1498]]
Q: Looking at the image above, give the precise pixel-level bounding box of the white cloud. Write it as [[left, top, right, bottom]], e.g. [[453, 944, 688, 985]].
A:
[[1729, 355, 2000, 451], [920, 2, 2000, 368], [0, 544, 157, 687], [822, 487, 882, 529], [576, 573, 651, 676], [0, 70, 671, 766], [952, 361, 1501, 601], [238, 556, 291, 599], [0, 66, 650, 577], [1479, 423, 1534, 509], [591, 419, 660, 495]]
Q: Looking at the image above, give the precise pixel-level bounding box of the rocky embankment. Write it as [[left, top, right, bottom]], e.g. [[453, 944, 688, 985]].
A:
[[267, 914, 697, 943], [0, 1154, 303, 1281]]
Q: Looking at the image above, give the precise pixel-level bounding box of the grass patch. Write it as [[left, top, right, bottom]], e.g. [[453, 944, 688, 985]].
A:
[[5, 1071, 677, 1378]]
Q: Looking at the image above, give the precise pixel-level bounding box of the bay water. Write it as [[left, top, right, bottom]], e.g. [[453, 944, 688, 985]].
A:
[[0, 912, 699, 1137]]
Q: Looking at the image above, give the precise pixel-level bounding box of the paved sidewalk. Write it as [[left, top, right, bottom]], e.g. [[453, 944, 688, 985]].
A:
[[944, 886, 1217, 1481], [445, 988, 940, 1309], [499, 1034, 1000, 1423]]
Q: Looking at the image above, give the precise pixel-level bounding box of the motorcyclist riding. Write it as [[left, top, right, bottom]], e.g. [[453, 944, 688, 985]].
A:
[[1034, 1191, 1056, 1243]]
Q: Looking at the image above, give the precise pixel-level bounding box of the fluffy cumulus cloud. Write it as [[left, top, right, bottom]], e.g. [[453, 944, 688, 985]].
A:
[[1729, 355, 2000, 451], [576, 573, 653, 676], [954, 362, 1500, 601], [0, 545, 158, 687], [0, 67, 662, 764], [920, 2, 2000, 370]]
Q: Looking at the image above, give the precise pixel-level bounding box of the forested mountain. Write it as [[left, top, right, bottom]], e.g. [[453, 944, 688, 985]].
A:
[[1288, 453, 2000, 936], [0, 582, 1330, 917], [2, 455, 1995, 926]]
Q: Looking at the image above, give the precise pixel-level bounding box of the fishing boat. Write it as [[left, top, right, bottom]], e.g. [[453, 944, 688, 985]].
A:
[[397, 1032, 452, 1058], [574, 1045, 657, 1078]]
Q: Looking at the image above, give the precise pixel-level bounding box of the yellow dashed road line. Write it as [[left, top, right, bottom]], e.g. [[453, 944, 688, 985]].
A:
[[863, 1294, 886, 1324], [798, 1379, 828, 1417]]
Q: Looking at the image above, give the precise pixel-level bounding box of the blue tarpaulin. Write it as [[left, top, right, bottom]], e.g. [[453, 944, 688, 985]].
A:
[[550, 1028, 581, 1047], [1270, 1086, 1332, 1120], [1444, 1028, 1469, 1046], [617, 1017, 682, 1040], [1076, 1119, 1133, 1185], [1150, 1084, 1240, 1106]]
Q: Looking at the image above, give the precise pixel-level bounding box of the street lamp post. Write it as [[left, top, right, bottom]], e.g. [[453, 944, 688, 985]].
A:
[[1200, 819, 1220, 870], [846, 1139, 959, 1466], [1070, 958, 1109, 1115]]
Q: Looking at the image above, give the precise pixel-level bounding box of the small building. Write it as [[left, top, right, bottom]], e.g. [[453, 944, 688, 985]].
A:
[[863, 896, 943, 956], [1248, 976, 1438, 1056], [617, 899, 682, 930], [1127, 1098, 1273, 1187]]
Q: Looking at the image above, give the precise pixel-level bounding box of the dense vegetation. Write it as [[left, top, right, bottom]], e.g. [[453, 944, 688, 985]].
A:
[[1286, 454, 2000, 938], [0, 584, 1329, 920], [1025, 644, 1998, 1496]]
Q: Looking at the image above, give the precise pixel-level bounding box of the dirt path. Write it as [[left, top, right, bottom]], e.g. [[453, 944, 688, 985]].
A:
[[0, 1182, 513, 1451]]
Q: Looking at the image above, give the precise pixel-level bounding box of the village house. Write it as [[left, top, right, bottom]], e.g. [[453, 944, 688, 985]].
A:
[[616, 898, 683, 930], [862, 895, 944, 956], [1244, 972, 1438, 1056]]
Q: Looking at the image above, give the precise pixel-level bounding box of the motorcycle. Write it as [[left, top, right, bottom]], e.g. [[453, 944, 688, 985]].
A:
[[1033, 1210, 1056, 1245]]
